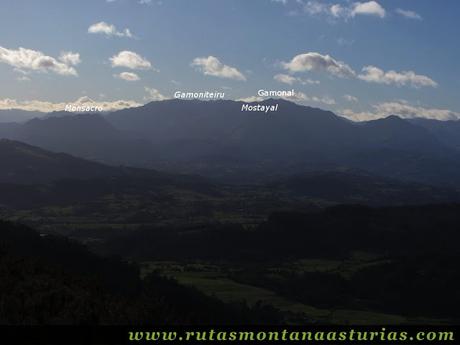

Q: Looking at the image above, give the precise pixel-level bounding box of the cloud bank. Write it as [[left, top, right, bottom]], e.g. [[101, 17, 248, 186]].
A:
[[342, 101, 460, 121], [0, 96, 141, 113]]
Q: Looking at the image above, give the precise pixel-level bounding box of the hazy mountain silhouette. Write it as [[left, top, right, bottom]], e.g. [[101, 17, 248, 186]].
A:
[[0, 139, 125, 184], [410, 118, 460, 151], [0, 138, 206, 186], [0, 109, 44, 123], [0, 113, 152, 166]]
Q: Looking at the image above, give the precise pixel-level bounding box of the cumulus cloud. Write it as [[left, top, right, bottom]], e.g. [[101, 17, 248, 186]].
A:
[[110, 51, 152, 70], [303, 1, 385, 19], [0, 96, 141, 113], [281, 52, 437, 89], [281, 52, 356, 78], [114, 72, 140, 81], [358, 66, 437, 88], [88, 22, 133, 38], [351, 1, 385, 18], [396, 8, 422, 20], [191, 56, 246, 81], [274, 73, 320, 85], [341, 101, 460, 121], [0, 46, 79, 76], [144, 87, 168, 101]]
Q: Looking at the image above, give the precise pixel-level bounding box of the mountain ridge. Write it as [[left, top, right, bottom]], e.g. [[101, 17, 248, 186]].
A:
[[1, 99, 460, 186]]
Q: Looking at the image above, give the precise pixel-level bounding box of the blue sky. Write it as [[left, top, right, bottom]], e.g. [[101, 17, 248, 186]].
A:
[[0, 0, 459, 120]]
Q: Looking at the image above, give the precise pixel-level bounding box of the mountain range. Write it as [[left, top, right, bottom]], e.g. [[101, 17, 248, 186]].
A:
[[2, 99, 460, 186], [0, 109, 45, 123]]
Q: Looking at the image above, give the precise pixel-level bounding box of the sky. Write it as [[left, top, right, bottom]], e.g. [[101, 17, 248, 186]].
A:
[[0, 0, 459, 121]]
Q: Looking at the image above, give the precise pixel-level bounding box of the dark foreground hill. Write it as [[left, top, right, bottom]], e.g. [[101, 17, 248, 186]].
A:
[[0, 139, 118, 184], [101, 204, 460, 321], [0, 220, 281, 324]]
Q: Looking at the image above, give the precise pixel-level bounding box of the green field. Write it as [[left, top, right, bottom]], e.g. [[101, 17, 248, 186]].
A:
[[140, 261, 442, 325]]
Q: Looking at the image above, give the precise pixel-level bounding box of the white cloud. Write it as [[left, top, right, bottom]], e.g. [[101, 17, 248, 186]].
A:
[[274, 74, 297, 85], [341, 109, 375, 122], [114, 72, 140, 81], [351, 1, 385, 18], [191, 56, 246, 81], [309, 95, 336, 105], [144, 87, 168, 101], [303, 1, 385, 19], [303, 1, 329, 15], [274, 73, 319, 85], [330, 4, 346, 18], [237, 96, 265, 103], [88, 21, 133, 38], [282, 52, 356, 78], [341, 101, 460, 121], [396, 8, 422, 20], [343, 94, 359, 102], [282, 91, 308, 102], [238, 92, 334, 106], [0, 96, 141, 112], [110, 51, 152, 70], [373, 101, 459, 120], [281, 52, 437, 89], [282, 91, 336, 105], [272, 0, 288, 4], [0, 46, 78, 76], [302, 78, 320, 85], [358, 66, 437, 88], [58, 51, 81, 66]]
